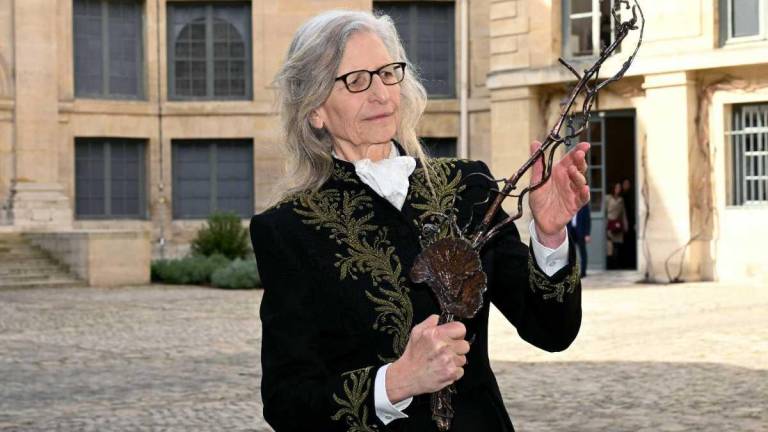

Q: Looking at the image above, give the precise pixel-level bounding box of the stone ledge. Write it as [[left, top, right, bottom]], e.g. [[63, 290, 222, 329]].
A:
[[24, 229, 151, 287]]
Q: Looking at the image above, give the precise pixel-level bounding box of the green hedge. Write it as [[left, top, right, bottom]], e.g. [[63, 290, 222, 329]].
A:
[[211, 258, 261, 289], [151, 253, 230, 285], [151, 254, 261, 289]]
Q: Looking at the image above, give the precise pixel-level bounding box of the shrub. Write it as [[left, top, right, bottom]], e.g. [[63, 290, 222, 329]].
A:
[[151, 253, 230, 285], [211, 258, 261, 289], [191, 211, 250, 260]]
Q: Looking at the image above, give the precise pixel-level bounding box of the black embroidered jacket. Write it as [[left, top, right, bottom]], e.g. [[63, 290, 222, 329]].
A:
[[250, 150, 582, 432]]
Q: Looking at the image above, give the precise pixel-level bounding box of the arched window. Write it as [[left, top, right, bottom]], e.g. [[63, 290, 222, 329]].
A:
[[168, 3, 251, 100]]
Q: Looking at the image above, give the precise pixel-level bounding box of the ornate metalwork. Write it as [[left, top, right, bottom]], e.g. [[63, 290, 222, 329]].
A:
[[409, 2, 645, 430]]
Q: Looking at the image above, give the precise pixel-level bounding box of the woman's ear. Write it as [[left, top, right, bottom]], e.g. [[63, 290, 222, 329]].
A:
[[309, 110, 324, 129]]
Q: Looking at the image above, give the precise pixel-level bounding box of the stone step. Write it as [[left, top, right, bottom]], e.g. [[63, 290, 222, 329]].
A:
[[0, 278, 85, 290], [0, 250, 53, 259], [0, 258, 67, 268], [0, 267, 70, 277], [0, 272, 76, 283]]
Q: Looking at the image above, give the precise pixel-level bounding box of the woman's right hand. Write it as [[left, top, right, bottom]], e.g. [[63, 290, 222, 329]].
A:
[[385, 314, 470, 403]]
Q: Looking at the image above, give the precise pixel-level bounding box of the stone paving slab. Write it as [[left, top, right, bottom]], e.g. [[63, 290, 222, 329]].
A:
[[0, 277, 766, 431]]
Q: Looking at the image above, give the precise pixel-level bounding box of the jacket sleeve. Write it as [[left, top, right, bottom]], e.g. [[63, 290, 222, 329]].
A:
[[474, 160, 582, 352], [251, 214, 386, 432]]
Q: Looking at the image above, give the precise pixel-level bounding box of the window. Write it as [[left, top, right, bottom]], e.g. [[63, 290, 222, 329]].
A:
[[728, 104, 768, 206], [75, 138, 147, 219], [421, 137, 457, 158], [172, 139, 253, 219], [73, 0, 144, 99], [563, 0, 619, 58], [720, 0, 767, 44], [167, 2, 252, 100], [374, 2, 455, 98]]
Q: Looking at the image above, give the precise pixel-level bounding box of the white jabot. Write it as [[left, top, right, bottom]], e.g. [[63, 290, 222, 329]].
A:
[[332, 142, 416, 210]]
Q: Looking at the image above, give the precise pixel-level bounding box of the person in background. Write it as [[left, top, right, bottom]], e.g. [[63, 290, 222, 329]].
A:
[[620, 178, 636, 269], [605, 182, 628, 270], [567, 204, 591, 278]]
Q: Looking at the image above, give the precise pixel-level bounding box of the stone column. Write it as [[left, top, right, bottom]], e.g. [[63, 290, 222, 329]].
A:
[[639, 71, 701, 281], [489, 86, 544, 242], [10, 0, 72, 229]]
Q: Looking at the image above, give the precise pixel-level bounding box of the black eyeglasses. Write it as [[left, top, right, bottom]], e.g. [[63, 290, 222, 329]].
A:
[[334, 62, 406, 93]]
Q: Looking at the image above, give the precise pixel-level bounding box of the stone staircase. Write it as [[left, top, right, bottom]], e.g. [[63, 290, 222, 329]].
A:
[[0, 234, 85, 289]]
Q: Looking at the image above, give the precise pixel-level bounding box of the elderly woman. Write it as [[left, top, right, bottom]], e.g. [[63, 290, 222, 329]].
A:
[[250, 10, 590, 432]]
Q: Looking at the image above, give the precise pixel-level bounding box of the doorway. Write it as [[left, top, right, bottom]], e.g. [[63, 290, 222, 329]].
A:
[[573, 109, 636, 272]]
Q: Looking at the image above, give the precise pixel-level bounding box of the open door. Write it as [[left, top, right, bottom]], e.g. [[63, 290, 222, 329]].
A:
[[571, 109, 636, 272]]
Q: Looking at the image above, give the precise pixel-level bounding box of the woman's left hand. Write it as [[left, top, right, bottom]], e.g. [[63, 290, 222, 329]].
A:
[[528, 140, 591, 244]]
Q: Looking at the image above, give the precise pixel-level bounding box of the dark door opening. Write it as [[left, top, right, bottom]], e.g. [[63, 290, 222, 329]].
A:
[[603, 111, 637, 270]]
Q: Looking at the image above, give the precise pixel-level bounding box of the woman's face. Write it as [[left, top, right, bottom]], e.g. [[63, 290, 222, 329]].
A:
[[613, 183, 622, 196], [311, 32, 401, 151]]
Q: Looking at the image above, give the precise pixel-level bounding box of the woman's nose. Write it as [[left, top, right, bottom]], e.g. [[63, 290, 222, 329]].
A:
[[367, 74, 390, 102]]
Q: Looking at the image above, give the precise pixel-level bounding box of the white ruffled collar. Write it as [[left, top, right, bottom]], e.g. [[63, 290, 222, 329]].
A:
[[331, 141, 416, 210]]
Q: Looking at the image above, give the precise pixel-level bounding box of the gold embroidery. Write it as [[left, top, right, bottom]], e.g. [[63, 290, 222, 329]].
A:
[[292, 189, 413, 361], [331, 366, 380, 432], [333, 164, 359, 184], [409, 158, 468, 245], [527, 255, 580, 302]]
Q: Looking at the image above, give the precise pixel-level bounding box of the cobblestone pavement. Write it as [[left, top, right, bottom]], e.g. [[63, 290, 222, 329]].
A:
[[0, 275, 766, 431]]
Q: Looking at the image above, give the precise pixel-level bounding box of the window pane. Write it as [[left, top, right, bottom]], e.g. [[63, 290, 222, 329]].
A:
[[572, 0, 593, 14], [730, 103, 768, 206], [75, 138, 145, 218], [73, 0, 104, 96], [375, 2, 454, 97], [109, 139, 144, 217], [570, 16, 593, 56], [173, 141, 212, 218], [215, 140, 253, 216], [108, 0, 142, 97], [421, 137, 457, 158], [732, 0, 760, 37], [169, 3, 251, 100]]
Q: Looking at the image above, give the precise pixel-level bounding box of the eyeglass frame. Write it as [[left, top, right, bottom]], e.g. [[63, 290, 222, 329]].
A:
[[334, 62, 407, 93]]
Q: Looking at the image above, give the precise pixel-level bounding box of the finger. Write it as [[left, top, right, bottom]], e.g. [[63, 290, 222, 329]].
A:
[[450, 339, 471, 355], [529, 141, 544, 183], [568, 165, 587, 190], [436, 321, 467, 341], [415, 314, 440, 332], [453, 354, 467, 367], [579, 184, 591, 206]]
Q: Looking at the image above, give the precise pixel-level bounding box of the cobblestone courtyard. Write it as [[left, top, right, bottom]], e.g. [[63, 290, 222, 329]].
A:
[[1, 274, 766, 431]]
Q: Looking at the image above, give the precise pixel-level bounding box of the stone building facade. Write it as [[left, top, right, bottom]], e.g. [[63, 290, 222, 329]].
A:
[[0, 0, 766, 284]]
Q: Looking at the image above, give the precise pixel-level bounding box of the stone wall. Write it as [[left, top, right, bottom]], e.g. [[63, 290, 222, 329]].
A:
[[26, 230, 151, 287]]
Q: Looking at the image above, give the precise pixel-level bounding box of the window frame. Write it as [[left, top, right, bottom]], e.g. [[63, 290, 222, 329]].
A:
[[171, 139, 254, 220], [166, 2, 253, 101], [562, 0, 618, 59], [720, 0, 768, 46], [373, 1, 456, 99], [74, 137, 149, 220], [73, 0, 145, 100], [727, 103, 768, 207]]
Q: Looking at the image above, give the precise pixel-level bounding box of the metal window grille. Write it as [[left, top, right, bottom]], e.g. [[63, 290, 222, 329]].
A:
[[374, 1, 455, 98], [168, 2, 252, 100], [172, 139, 254, 219], [728, 104, 768, 206], [75, 138, 147, 219], [73, 0, 143, 99]]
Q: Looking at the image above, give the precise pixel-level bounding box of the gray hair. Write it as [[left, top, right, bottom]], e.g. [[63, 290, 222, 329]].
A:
[[271, 9, 434, 204]]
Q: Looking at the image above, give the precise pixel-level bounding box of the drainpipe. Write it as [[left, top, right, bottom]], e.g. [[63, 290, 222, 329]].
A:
[[459, 0, 469, 158], [155, 0, 166, 258]]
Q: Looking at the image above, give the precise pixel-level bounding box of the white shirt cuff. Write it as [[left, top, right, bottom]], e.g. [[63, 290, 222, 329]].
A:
[[374, 363, 412, 425], [529, 220, 569, 277]]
